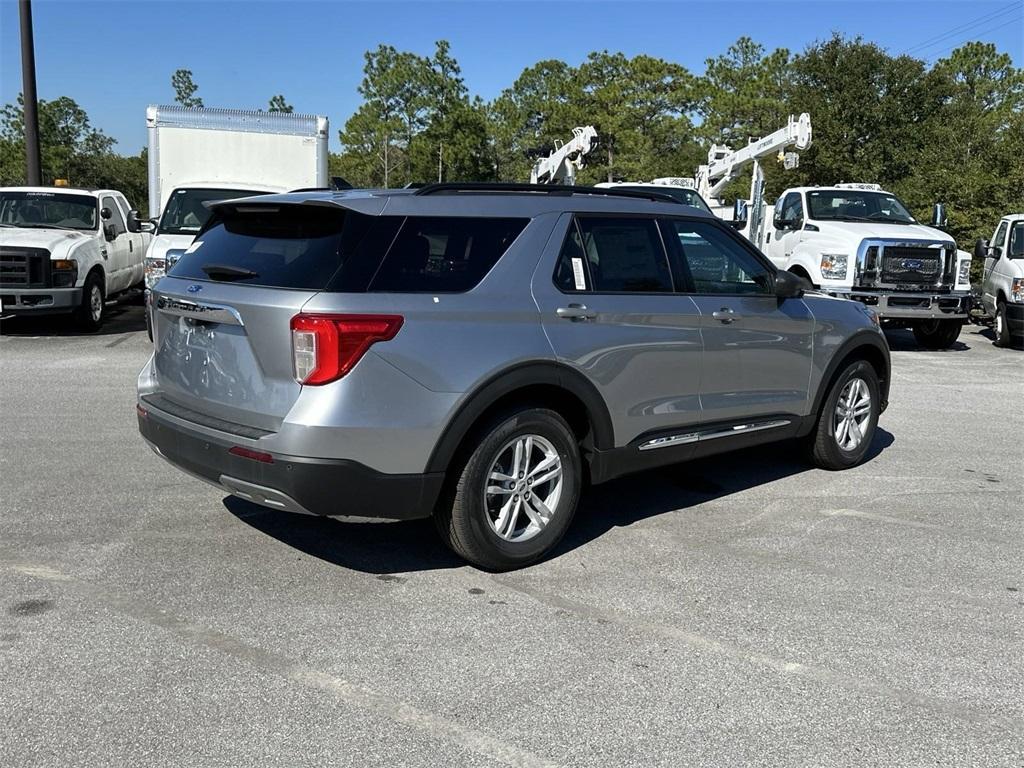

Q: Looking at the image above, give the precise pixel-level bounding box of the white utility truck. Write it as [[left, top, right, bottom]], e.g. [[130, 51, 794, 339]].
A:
[[696, 115, 972, 349], [976, 214, 1024, 347], [0, 186, 151, 330], [136, 105, 329, 289]]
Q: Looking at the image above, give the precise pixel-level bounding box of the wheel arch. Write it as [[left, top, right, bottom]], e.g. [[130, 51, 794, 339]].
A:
[[425, 361, 614, 476], [806, 331, 891, 434]]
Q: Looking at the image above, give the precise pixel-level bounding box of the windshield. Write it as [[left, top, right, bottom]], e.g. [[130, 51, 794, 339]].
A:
[[806, 190, 917, 224], [158, 188, 273, 235], [618, 186, 712, 213], [0, 191, 97, 231]]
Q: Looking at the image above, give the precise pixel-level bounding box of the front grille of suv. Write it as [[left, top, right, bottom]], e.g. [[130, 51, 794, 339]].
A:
[[0, 248, 51, 289]]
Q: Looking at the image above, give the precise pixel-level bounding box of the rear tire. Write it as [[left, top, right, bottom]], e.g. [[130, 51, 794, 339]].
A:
[[808, 359, 880, 471], [435, 407, 582, 571], [74, 272, 105, 332], [995, 301, 1011, 347], [912, 319, 962, 349]]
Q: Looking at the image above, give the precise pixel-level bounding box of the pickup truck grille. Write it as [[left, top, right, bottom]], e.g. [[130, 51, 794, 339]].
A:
[[0, 248, 51, 289]]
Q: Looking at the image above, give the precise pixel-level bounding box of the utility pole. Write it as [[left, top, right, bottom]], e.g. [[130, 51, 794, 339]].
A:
[[19, 0, 42, 185]]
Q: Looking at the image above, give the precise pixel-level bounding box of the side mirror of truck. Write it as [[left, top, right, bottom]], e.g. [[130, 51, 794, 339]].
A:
[[774, 269, 806, 299], [100, 206, 112, 221], [974, 238, 989, 260], [126, 210, 155, 234], [930, 203, 947, 229], [733, 199, 749, 224]]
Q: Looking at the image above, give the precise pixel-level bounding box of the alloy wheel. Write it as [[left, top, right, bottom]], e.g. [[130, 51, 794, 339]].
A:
[[833, 377, 872, 451], [484, 434, 563, 543]]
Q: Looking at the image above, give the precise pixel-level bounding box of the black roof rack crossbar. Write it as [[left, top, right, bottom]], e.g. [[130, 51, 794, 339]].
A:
[[413, 182, 681, 204]]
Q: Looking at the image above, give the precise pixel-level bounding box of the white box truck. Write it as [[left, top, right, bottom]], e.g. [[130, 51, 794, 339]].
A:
[[135, 105, 329, 289]]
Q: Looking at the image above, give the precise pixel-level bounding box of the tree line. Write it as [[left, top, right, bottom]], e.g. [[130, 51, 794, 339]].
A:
[[1, 35, 1021, 252]]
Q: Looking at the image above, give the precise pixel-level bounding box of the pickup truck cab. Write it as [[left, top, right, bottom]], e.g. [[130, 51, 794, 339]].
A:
[[977, 214, 1024, 347], [0, 186, 151, 330], [758, 184, 972, 349]]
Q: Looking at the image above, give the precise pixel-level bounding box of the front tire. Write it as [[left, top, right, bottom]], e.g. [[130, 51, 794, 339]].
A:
[[435, 407, 582, 571], [808, 359, 880, 471], [74, 272, 105, 332], [912, 319, 962, 349], [995, 301, 1012, 347]]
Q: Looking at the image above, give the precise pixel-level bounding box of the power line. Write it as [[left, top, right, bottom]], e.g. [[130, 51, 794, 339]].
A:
[[902, 2, 1021, 56], [923, 16, 1023, 61]]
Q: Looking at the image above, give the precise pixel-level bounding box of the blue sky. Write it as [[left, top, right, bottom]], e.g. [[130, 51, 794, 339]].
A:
[[1, 0, 1021, 153]]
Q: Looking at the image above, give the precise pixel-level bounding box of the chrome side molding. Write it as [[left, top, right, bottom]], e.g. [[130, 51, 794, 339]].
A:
[[638, 419, 792, 452]]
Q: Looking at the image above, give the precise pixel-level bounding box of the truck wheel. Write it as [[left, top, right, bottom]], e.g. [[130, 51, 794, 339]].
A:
[[74, 272, 105, 332], [435, 407, 582, 571], [808, 359, 880, 471], [912, 319, 962, 350], [995, 301, 1011, 347]]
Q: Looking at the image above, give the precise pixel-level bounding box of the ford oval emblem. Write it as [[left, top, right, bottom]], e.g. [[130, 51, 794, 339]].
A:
[[900, 259, 924, 270], [186, 284, 203, 294]]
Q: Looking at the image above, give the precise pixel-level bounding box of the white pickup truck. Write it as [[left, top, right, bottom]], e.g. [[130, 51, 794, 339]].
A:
[[0, 186, 151, 330], [747, 183, 973, 349]]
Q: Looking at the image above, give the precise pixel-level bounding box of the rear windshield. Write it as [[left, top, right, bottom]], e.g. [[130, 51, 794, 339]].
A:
[[167, 207, 528, 292]]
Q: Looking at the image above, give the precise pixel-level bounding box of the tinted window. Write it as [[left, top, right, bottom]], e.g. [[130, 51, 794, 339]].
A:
[[369, 216, 527, 293], [554, 221, 590, 292], [1010, 221, 1024, 257], [169, 206, 381, 290], [666, 219, 772, 295], [0, 190, 97, 230], [575, 217, 672, 293], [993, 221, 1008, 253], [779, 192, 803, 223]]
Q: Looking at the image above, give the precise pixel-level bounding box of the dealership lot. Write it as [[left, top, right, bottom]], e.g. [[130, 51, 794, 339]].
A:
[[1, 308, 1022, 767]]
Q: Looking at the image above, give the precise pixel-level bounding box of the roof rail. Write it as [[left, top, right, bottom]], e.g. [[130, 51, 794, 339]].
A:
[[413, 182, 681, 204]]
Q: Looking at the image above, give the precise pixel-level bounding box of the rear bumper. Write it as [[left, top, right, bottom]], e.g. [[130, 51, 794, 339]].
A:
[[0, 286, 80, 314], [138, 402, 444, 520], [830, 289, 970, 320]]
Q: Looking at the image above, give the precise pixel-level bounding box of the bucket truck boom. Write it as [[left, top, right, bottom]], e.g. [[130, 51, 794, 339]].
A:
[[529, 126, 598, 185]]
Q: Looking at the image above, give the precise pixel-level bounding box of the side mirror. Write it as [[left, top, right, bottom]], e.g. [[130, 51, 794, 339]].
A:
[[774, 269, 806, 299], [974, 238, 989, 260], [100, 206, 112, 221], [732, 199, 749, 224], [127, 210, 155, 234], [931, 203, 947, 229]]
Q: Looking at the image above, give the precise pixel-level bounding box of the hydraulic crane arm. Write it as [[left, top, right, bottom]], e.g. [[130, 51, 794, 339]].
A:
[[695, 113, 812, 201], [530, 126, 598, 185]]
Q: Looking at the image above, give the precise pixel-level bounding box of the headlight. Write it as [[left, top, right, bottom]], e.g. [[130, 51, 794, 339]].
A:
[[958, 258, 971, 285], [51, 258, 78, 288], [820, 254, 849, 280], [1012, 278, 1024, 304], [144, 257, 166, 289]]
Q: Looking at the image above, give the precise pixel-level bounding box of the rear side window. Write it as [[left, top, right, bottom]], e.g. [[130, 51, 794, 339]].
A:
[[169, 206, 382, 290], [572, 217, 673, 293], [369, 216, 527, 293]]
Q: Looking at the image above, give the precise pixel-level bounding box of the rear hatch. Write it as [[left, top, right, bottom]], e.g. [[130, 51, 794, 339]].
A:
[[150, 200, 386, 432]]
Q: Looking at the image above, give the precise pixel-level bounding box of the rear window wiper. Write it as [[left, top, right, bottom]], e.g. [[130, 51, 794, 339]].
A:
[[201, 263, 259, 281]]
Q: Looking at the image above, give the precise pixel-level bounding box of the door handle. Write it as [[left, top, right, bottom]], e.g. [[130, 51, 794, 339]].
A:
[[556, 303, 596, 321], [712, 308, 740, 323]]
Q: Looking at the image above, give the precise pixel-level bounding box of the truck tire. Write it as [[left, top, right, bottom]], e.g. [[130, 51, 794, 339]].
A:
[[912, 319, 962, 350], [807, 359, 880, 471], [74, 272, 105, 332], [995, 301, 1012, 347], [435, 407, 582, 571]]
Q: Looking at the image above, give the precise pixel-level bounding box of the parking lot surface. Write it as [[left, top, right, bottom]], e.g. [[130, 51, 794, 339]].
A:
[[2, 306, 1022, 767]]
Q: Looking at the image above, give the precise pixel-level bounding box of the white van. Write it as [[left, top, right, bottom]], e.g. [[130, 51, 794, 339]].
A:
[[976, 214, 1024, 347]]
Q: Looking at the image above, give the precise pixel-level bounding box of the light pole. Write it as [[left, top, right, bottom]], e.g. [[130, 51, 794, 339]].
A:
[[19, 0, 42, 185]]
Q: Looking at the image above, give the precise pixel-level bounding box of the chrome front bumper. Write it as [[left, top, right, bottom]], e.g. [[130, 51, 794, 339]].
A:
[[829, 290, 970, 320]]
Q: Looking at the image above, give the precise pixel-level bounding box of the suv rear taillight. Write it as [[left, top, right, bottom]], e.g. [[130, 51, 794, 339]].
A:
[[290, 314, 404, 385]]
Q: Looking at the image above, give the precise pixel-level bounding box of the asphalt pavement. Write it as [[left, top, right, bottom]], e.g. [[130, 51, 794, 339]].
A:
[[1, 305, 1022, 767]]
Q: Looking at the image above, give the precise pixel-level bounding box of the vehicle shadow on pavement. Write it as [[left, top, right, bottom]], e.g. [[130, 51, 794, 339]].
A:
[[0, 300, 147, 337], [883, 328, 969, 352], [226, 427, 895, 575]]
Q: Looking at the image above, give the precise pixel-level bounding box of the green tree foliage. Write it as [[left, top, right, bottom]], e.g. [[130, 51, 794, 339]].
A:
[[171, 69, 203, 109], [267, 94, 294, 113]]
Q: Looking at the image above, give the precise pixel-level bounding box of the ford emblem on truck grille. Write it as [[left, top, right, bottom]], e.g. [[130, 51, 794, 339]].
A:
[[900, 259, 924, 270]]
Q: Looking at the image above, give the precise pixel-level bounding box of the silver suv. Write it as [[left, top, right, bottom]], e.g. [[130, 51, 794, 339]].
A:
[[138, 183, 890, 570]]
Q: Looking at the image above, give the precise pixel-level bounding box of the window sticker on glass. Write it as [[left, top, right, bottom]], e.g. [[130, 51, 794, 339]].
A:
[[571, 257, 587, 290]]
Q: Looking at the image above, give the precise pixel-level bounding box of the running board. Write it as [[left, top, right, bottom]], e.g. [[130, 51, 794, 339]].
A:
[[638, 419, 792, 452]]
